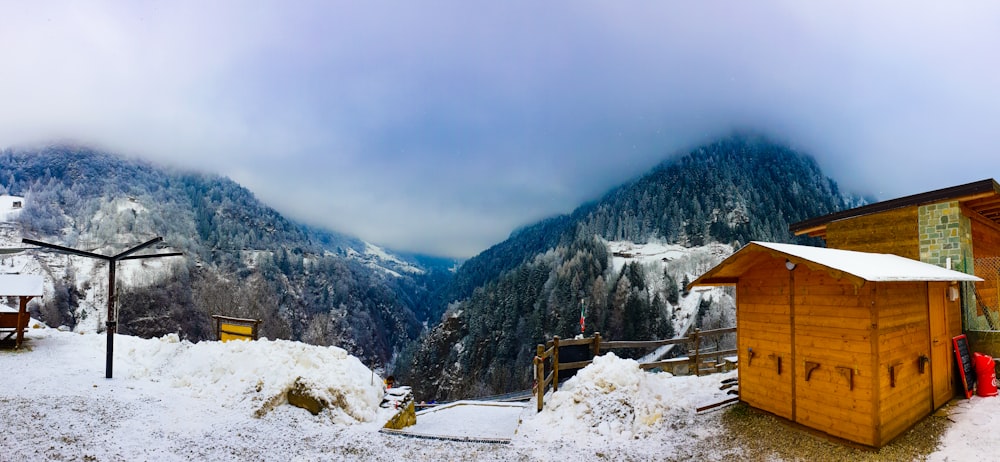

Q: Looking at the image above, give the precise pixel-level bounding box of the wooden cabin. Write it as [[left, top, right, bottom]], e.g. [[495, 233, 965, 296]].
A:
[[690, 242, 981, 447], [790, 179, 1000, 355]]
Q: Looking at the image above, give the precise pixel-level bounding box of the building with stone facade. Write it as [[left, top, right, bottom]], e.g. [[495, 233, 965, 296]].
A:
[[790, 178, 1000, 355]]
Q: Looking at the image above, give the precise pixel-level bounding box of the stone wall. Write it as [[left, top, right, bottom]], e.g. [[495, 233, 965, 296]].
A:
[[918, 201, 973, 273]]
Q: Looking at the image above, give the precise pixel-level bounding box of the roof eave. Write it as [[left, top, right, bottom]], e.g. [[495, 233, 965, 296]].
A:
[[790, 179, 1000, 236]]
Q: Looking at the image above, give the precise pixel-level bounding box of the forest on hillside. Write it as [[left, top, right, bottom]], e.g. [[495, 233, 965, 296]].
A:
[[3, 146, 449, 365], [401, 135, 865, 400]]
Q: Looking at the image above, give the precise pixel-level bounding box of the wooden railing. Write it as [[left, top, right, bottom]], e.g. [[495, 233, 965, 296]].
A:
[[533, 327, 736, 412]]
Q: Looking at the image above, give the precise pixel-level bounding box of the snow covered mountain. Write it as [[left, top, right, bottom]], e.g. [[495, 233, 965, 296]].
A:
[[0, 145, 456, 366], [403, 134, 866, 401]]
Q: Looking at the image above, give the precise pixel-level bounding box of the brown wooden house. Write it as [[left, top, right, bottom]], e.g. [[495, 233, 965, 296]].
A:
[[690, 242, 981, 447], [790, 179, 1000, 355]]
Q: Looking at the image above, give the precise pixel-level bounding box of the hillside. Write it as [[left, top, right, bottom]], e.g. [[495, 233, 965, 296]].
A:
[[0, 145, 455, 365], [402, 134, 866, 400], [441, 136, 863, 311]]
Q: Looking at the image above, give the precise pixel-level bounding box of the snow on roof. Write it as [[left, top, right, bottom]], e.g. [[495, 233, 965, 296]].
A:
[[0, 274, 44, 296], [691, 241, 982, 287]]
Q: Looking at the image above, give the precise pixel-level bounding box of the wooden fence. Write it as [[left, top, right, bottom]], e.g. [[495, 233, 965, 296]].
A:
[[533, 327, 736, 412]]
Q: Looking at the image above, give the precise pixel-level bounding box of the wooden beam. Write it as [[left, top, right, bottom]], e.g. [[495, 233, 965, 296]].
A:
[[793, 224, 828, 237], [962, 204, 1000, 235]]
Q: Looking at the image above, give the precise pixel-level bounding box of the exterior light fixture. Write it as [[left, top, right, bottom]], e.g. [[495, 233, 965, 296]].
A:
[[785, 259, 797, 271], [948, 284, 960, 302]]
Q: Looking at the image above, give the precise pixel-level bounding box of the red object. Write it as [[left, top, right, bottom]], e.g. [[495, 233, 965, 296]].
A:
[[974, 352, 998, 397]]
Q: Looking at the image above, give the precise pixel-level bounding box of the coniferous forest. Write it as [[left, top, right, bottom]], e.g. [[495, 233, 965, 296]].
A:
[[400, 134, 867, 400], [2, 145, 450, 366], [3, 134, 866, 400]]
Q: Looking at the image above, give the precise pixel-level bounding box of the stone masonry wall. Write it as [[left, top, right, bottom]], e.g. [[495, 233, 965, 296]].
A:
[[919, 201, 973, 273], [919, 201, 981, 329]]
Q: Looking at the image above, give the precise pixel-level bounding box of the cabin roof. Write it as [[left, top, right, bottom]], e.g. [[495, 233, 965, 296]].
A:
[[790, 178, 1000, 238], [0, 274, 44, 297], [690, 241, 983, 287]]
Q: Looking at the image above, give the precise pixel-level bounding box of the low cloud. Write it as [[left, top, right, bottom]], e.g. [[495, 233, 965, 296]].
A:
[[2, 2, 998, 257]]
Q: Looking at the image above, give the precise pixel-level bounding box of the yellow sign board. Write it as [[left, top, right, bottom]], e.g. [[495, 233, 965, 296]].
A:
[[220, 323, 255, 342], [212, 315, 260, 342]]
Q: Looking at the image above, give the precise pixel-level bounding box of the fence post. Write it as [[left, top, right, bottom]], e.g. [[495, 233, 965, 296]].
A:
[[535, 344, 544, 412], [552, 336, 560, 392], [692, 328, 702, 377], [593, 331, 601, 356]]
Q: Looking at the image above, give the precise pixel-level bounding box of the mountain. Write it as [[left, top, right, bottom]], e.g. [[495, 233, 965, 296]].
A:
[[0, 145, 456, 365], [400, 134, 866, 400]]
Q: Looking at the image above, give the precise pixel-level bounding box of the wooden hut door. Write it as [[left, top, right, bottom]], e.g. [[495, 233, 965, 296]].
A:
[[928, 284, 951, 409]]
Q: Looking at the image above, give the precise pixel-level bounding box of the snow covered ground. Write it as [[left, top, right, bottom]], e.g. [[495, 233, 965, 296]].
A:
[[398, 401, 525, 441], [1, 324, 998, 461]]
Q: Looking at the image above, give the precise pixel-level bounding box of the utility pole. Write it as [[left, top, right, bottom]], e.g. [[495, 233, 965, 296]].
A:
[[23, 237, 182, 378]]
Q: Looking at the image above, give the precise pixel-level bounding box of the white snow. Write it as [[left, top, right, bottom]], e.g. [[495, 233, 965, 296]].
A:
[[2, 324, 998, 460], [402, 401, 525, 441], [520, 353, 734, 445], [0, 194, 25, 222], [607, 239, 735, 359], [606, 240, 731, 276], [719, 241, 983, 283], [345, 242, 426, 278], [0, 273, 43, 296], [929, 395, 1000, 461]]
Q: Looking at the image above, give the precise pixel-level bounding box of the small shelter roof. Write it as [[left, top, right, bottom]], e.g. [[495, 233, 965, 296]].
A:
[[0, 274, 44, 297], [690, 241, 983, 288]]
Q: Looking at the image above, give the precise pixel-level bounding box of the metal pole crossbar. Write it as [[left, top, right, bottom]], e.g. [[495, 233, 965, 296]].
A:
[[21, 237, 183, 378]]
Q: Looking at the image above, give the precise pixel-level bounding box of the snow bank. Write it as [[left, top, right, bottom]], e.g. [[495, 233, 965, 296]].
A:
[[520, 353, 734, 444], [929, 396, 1000, 461], [4, 326, 1000, 460], [115, 334, 384, 424]]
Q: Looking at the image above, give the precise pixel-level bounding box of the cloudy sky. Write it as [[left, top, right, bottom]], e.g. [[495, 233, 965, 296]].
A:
[[2, 2, 999, 258]]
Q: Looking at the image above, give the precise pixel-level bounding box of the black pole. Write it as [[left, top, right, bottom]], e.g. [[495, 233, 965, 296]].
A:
[[106, 261, 116, 379]]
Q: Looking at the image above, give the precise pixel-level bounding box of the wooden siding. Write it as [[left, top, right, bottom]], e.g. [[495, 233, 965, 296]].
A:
[[793, 268, 875, 445], [874, 282, 932, 446], [825, 206, 920, 259], [737, 258, 793, 420], [970, 213, 1000, 259], [971, 218, 1000, 314], [732, 254, 954, 447]]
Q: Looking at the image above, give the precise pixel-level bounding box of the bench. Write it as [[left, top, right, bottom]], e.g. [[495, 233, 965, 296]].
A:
[[0, 311, 30, 344]]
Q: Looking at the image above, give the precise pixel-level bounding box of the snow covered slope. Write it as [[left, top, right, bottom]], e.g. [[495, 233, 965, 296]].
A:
[[606, 240, 735, 341], [1, 326, 990, 460], [345, 241, 427, 277]]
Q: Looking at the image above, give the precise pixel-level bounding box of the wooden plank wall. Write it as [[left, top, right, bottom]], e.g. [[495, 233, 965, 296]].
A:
[[875, 282, 932, 446], [971, 219, 1000, 314], [737, 257, 793, 420], [792, 268, 875, 446], [825, 207, 920, 259], [971, 218, 1000, 259]]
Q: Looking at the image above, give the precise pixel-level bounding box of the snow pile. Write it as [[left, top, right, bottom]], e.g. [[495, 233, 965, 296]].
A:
[[115, 333, 386, 424], [520, 353, 733, 444]]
